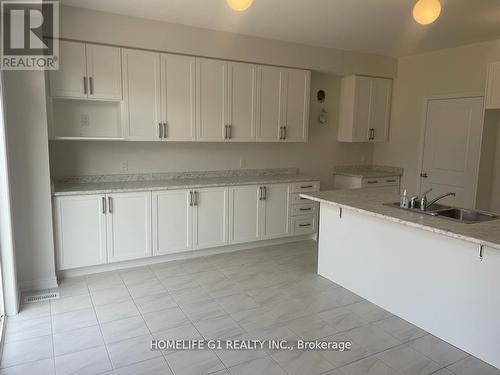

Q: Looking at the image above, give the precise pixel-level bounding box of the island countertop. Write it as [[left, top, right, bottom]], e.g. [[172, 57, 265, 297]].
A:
[[301, 189, 500, 250]]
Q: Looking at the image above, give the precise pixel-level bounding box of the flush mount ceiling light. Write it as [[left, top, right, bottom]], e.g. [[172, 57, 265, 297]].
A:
[[226, 0, 253, 12], [413, 0, 442, 25]]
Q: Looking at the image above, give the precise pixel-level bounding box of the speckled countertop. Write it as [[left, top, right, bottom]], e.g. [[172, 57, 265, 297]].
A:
[[52, 168, 318, 196], [333, 165, 403, 178], [301, 189, 500, 250]]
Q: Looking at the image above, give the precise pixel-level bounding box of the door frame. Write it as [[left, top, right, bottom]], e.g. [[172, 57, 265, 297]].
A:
[[416, 93, 485, 204]]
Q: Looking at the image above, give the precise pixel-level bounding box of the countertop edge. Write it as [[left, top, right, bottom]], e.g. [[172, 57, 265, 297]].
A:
[[301, 194, 500, 251]]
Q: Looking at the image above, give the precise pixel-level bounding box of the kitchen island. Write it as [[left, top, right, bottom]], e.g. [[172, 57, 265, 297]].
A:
[[301, 189, 500, 369]]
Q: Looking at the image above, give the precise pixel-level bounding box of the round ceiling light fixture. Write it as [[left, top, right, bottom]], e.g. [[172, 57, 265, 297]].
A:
[[226, 0, 253, 12], [413, 0, 441, 25]]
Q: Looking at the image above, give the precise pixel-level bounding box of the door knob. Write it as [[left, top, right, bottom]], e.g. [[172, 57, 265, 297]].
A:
[[420, 173, 429, 178]]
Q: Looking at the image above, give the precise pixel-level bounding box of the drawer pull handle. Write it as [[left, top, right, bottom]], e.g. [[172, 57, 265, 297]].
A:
[[386, 179, 397, 183], [299, 208, 312, 211], [299, 224, 311, 227], [366, 181, 378, 184], [300, 185, 313, 189]]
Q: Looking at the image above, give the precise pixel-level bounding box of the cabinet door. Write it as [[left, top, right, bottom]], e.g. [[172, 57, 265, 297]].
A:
[[193, 187, 229, 249], [257, 66, 283, 141], [196, 58, 227, 141], [227, 62, 257, 141], [282, 69, 310, 142], [49, 41, 87, 99], [54, 195, 107, 270], [86, 44, 122, 100], [228, 185, 261, 244], [152, 190, 192, 255], [370, 78, 392, 142], [486, 62, 500, 109], [161, 54, 196, 141], [122, 49, 162, 140], [261, 184, 290, 239], [352, 76, 372, 141], [106, 192, 152, 263]]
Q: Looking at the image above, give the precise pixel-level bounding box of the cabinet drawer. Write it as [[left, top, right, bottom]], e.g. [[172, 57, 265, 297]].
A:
[[291, 203, 318, 217], [291, 193, 313, 205], [362, 176, 399, 188], [291, 181, 320, 193], [291, 215, 317, 235]]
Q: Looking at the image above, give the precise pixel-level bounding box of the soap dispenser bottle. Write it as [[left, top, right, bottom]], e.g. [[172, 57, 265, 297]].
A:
[[400, 189, 409, 208]]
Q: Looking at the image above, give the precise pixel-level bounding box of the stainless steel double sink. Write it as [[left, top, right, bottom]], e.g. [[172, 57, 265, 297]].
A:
[[385, 202, 498, 224]]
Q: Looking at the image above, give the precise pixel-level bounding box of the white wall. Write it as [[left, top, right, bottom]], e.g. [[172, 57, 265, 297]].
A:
[[2, 71, 57, 293], [60, 6, 397, 78], [373, 38, 500, 200], [50, 72, 374, 190]]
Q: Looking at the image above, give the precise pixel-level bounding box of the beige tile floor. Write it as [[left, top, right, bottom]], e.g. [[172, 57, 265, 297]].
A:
[[1, 240, 499, 375]]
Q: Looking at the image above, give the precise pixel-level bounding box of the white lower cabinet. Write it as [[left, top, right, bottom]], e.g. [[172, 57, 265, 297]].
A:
[[106, 192, 152, 263], [152, 190, 192, 255], [229, 185, 261, 244], [193, 187, 229, 249], [261, 184, 291, 240], [54, 181, 318, 270], [54, 194, 107, 270]]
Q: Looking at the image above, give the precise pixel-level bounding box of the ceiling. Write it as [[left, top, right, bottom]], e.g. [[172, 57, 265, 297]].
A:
[[60, 0, 500, 57]]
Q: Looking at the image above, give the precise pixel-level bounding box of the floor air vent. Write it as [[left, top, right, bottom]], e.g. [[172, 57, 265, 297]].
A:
[[24, 291, 59, 303]]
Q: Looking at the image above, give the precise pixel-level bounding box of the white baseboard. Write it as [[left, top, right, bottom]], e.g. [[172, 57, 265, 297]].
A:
[[20, 276, 58, 292], [58, 234, 316, 279]]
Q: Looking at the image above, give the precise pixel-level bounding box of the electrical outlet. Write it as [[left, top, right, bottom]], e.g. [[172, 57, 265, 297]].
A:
[[120, 160, 128, 172], [239, 159, 246, 168], [80, 114, 90, 127]]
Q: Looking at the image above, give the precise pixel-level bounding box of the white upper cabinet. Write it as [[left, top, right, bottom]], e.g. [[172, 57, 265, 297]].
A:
[[196, 58, 227, 141], [86, 44, 123, 100], [106, 192, 152, 263], [49, 41, 87, 99], [261, 183, 290, 240], [192, 187, 229, 249], [54, 194, 107, 270], [486, 61, 500, 109], [229, 185, 261, 244], [227, 62, 258, 141], [49, 41, 122, 100], [257, 66, 283, 141], [338, 75, 392, 142], [282, 68, 311, 142], [122, 49, 162, 141], [161, 54, 196, 141], [152, 190, 192, 255]]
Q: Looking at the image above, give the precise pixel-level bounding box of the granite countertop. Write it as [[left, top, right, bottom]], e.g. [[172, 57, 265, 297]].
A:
[[52, 168, 318, 196], [333, 165, 403, 178], [300, 189, 500, 250]]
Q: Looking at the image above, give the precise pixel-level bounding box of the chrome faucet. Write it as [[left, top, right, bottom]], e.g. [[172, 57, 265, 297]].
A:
[[420, 189, 456, 211]]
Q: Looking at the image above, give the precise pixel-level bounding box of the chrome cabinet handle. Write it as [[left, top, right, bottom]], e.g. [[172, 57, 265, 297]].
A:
[[301, 185, 313, 189], [283, 126, 287, 140], [224, 125, 228, 139], [163, 123, 168, 139], [299, 223, 311, 227], [102, 197, 106, 214], [420, 173, 429, 178], [262, 186, 267, 200], [299, 208, 312, 211], [158, 123, 163, 139], [258, 187, 262, 201], [366, 180, 378, 184], [386, 179, 397, 183], [193, 191, 198, 206], [83, 76, 88, 95], [189, 191, 193, 206], [228, 125, 232, 139], [89, 76, 94, 95], [108, 197, 112, 213], [369, 128, 375, 140]]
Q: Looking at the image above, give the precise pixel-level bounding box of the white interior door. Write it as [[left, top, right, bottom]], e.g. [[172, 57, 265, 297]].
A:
[[261, 184, 290, 239], [152, 190, 192, 255], [161, 54, 196, 141], [420, 96, 484, 208], [106, 192, 152, 263], [257, 66, 283, 141], [54, 195, 107, 270], [196, 58, 226, 141], [122, 49, 162, 140], [49, 41, 87, 99], [227, 62, 257, 141], [86, 44, 122, 100], [282, 69, 310, 142], [193, 187, 229, 249], [228, 185, 261, 244]]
